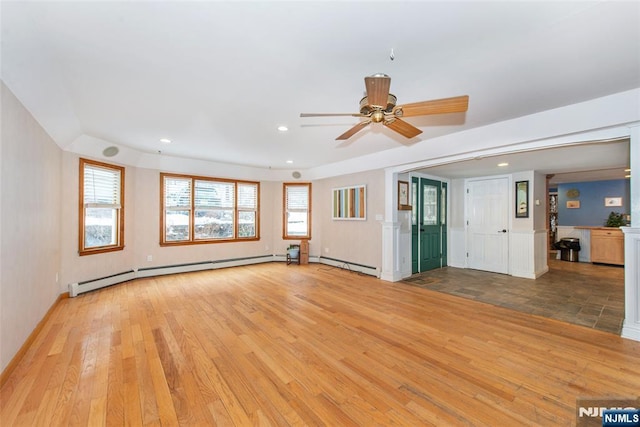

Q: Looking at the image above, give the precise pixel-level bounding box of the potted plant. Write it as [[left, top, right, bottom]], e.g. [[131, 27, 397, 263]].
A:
[[605, 211, 627, 227], [287, 245, 299, 259]]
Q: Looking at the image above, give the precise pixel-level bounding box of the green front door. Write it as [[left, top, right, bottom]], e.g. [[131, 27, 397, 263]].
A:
[[412, 177, 446, 274]]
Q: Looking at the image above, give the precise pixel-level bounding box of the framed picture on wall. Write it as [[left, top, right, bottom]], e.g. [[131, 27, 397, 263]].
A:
[[605, 197, 622, 207], [398, 180, 411, 210], [515, 180, 529, 218], [567, 200, 581, 209], [332, 185, 366, 220]]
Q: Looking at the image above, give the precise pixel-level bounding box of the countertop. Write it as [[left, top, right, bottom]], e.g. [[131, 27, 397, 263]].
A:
[[573, 226, 623, 230]]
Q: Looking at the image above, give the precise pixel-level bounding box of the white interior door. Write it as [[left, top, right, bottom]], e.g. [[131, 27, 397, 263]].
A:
[[466, 177, 509, 274]]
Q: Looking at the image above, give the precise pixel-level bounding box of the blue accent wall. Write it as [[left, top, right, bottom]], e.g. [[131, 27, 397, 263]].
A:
[[557, 180, 630, 226]]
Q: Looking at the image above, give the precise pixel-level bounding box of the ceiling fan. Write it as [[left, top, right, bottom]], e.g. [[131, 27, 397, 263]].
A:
[[300, 73, 469, 140]]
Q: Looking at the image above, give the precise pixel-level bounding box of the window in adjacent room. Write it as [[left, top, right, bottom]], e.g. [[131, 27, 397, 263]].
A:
[[283, 182, 311, 239], [161, 173, 259, 245], [79, 158, 125, 255]]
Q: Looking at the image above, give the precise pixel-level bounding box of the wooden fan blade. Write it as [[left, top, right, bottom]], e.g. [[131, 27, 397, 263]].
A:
[[395, 95, 469, 117], [364, 75, 391, 108], [300, 113, 364, 117], [384, 118, 423, 139], [336, 121, 371, 140]]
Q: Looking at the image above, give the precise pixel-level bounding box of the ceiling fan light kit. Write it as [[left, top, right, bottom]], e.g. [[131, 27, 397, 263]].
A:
[[301, 74, 469, 141]]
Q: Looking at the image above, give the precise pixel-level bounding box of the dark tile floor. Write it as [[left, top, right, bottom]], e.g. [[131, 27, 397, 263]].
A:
[[402, 255, 625, 334]]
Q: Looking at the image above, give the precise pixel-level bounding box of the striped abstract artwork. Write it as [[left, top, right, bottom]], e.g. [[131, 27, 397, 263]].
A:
[[333, 185, 366, 220]]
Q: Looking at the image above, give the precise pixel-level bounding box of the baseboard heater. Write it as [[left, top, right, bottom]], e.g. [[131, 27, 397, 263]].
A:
[[68, 254, 379, 297], [69, 270, 137, 297], [68, 255, 273, 297], [273, 254, 379, 277]]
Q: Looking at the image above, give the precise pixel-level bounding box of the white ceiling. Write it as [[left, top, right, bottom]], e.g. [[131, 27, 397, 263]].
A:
[[418, 138, 631, 184], [1, 1, 639, 176]]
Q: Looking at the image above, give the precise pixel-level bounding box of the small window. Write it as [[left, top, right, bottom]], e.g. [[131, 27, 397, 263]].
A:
[[237, 183, 259, 238], [164, 176, 191, 242], [79, 158, 125, 255], [283, 183, 311, 239], [161, 173, 259, 245]]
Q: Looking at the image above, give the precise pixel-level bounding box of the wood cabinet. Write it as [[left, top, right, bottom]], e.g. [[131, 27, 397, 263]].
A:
[[300, 239, 309, 265], [590, 228, 624, 265]]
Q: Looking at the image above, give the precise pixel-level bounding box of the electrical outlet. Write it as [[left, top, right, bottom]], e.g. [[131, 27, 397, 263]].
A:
[[324, 247, 329, 253], [147, 255, 153, 262]]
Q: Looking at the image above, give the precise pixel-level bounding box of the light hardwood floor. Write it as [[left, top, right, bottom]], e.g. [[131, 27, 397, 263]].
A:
[[2, 263, 639, 426]]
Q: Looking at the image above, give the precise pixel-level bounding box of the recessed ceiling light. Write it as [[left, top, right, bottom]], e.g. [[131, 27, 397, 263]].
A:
[[625, 168, 631, 172], [160, 138, 171, 144], [497, 162, 509, 167], [278, 126, 288, 132], [625, 174, 631, 178], [286, 160, 293, 164]]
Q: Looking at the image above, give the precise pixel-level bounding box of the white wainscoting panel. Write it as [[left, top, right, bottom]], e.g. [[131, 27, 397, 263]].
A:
[[448, 227, 466, 268], [622, 227, 640, 342], [534, 230, 549, 278], [380, 221, 402, 282], [400, 231, 412, 278], [509, 231, 535, 279]]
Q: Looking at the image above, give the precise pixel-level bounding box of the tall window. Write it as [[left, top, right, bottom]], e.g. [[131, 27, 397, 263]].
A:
[[161, 173, 259, 245], [283, 183, 311, 239], [79, 158, 125, 255]]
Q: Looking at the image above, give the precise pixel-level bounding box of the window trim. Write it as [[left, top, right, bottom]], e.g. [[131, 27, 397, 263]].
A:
[[160, 172, 260, 246], [79, 158, 125, 256], [283, 182, 312, 240]]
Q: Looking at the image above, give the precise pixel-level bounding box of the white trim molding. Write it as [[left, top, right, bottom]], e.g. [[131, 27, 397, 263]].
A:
[[380, 221, 402, 282], [621, 227, 640, 342]]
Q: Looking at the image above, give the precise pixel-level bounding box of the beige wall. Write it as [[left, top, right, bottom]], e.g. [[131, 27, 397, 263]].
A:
[[1, 82, 62, 372], [314, 169, 384, 268]]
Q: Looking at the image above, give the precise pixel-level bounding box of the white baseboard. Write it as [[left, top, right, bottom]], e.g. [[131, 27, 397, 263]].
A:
[[622, 322, 640, 342]]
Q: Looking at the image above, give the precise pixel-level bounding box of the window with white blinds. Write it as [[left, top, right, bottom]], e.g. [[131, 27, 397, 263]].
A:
[[164, 177, 192, 242], [283, 183, 311, 239], [238, 183, 258, 238], [161, 173, 259, 245], [79, 158, 125, 255]]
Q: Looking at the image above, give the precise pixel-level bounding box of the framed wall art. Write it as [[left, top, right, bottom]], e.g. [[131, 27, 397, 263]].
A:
[[566, 200, 581, 209], [605, 197, 622, 207], [398, 180, 411, 210], [515, 180, 529, 218], [332, 185, 366, 220]]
